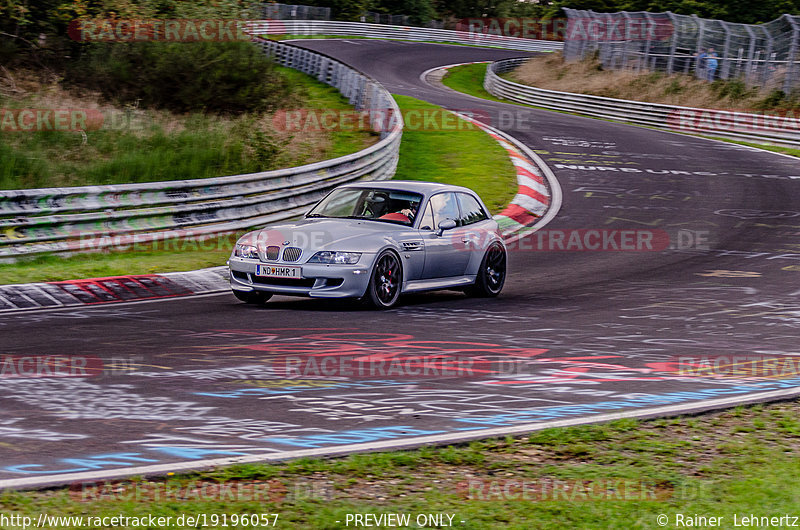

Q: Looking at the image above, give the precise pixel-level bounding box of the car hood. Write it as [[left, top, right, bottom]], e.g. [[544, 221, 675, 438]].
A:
[[239, 218, 414, 256]]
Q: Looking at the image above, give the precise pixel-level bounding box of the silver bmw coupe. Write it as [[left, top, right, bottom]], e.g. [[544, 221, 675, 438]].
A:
[[228, 181, 507, 308]]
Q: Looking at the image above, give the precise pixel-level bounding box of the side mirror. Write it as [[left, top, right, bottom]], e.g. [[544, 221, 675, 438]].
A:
[[436, 219, 457, 237]]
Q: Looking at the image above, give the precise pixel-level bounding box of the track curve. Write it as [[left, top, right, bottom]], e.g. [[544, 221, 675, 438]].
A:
[[2, 41, 800, 488]]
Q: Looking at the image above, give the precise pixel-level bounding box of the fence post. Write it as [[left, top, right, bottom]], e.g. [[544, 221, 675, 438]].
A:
[[760, 26, 774, 86], [665, 12, 679, 74], [642, 12, 655, 72], [743, 24, 756, 85], [693, 15, 705, 79], [784, 15, 800, 94], [720, 21, 733, 79]]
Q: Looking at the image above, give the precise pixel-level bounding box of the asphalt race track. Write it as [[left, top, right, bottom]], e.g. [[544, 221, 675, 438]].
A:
[[2, 41, 800, 488]]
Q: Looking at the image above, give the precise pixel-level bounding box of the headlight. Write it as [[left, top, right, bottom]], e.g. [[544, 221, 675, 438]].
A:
[[234, 243, 259, 259], [307, 251, 361, 264]]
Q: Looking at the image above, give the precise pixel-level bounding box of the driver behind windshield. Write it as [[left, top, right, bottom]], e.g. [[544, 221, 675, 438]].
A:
[[379, 199, 418, 224]]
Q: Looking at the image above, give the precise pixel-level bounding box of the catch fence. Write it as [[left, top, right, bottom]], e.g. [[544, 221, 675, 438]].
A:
[[563, 9, 800, 93]]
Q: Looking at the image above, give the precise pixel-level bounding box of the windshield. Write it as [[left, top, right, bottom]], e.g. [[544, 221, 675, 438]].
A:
[[307, 188, 424, 226]]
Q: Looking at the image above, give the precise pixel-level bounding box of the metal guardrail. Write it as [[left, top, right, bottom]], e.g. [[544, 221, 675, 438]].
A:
[[0, 39, 402, 258], [246, 20, 564, 52], [484, 58, 800, 147]]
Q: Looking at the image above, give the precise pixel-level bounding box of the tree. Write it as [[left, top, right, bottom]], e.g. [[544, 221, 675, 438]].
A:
[[434, 0, 515, 18], [302, 0, 375, 21], [374, 0, 436, 24]]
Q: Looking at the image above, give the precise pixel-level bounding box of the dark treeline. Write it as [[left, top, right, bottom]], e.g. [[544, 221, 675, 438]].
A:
[[315, 0, 800, 24], [1, 0, 797, 68], [0, 2, 291, 115]]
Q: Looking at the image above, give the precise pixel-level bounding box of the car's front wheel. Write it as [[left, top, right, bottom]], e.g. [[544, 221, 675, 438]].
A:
[[466, 242, 506, 297], [366, 250, 402, 308], [232, 290, 273, 305]]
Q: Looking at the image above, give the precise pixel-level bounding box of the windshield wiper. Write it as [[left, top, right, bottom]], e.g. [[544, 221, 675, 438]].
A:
[[306, 213, 328, 218]]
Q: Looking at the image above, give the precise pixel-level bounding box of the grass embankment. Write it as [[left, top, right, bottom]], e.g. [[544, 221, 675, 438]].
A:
[[510, 52, 799, 111], [0, 67, 377, 190], [0, 96, 517, 284], [0, 65, 372, 284], [441, 62, 800, 159], [0, 234, 241, 284], [391, 94, 516, 213], [4, 400, 800, 528], [437, 62, 506, 104]]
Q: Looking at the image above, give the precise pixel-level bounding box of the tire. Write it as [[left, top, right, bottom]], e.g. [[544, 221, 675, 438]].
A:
[[366, 250, 403, 309], [466, 243, 506, 297], [232, 290, 273, 305]]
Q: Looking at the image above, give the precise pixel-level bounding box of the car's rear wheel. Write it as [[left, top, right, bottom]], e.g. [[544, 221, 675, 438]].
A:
[[366, 250, 402, 308], [466, 243, 506, 297], [232, 290, 273, 305]]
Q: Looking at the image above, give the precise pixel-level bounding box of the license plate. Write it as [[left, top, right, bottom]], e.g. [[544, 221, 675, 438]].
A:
[[256, 265, 302, 278]]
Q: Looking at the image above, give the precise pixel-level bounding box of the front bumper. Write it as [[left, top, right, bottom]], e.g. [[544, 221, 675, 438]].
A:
[[228, 256, 373, 298]]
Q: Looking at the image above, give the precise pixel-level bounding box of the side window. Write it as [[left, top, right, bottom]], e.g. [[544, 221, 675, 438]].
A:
[[418, 200, 435, 230], [429, 193, 461, 228], [457, 193, 489, 225]]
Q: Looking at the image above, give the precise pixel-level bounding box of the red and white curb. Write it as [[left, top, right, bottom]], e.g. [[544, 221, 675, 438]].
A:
[[455, 112, 550, 234], [423, 62, 562, 239], [0, 267, 229, 313]]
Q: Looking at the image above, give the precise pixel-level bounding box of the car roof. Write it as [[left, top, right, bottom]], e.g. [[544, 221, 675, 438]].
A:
[[340, 180, 477, 195]]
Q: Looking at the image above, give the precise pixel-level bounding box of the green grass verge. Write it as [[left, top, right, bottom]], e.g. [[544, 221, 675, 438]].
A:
[[0, 234, 242, 285], [4, 400, 800, 527], [0, 66, 376, 189], [391, 94, 516, 213], [442, 64, 800, 159], [0, 95, 518, 285], [283, 67, 381, 161], [705, 137, 800, 158], [440, 63, 509, 104]]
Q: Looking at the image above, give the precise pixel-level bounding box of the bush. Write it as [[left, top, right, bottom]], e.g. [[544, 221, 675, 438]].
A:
[[711, 79, 753, 103], [663, 78, 684, 95], [756, 89, 787, 109], [65, 41, 294, 114]]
